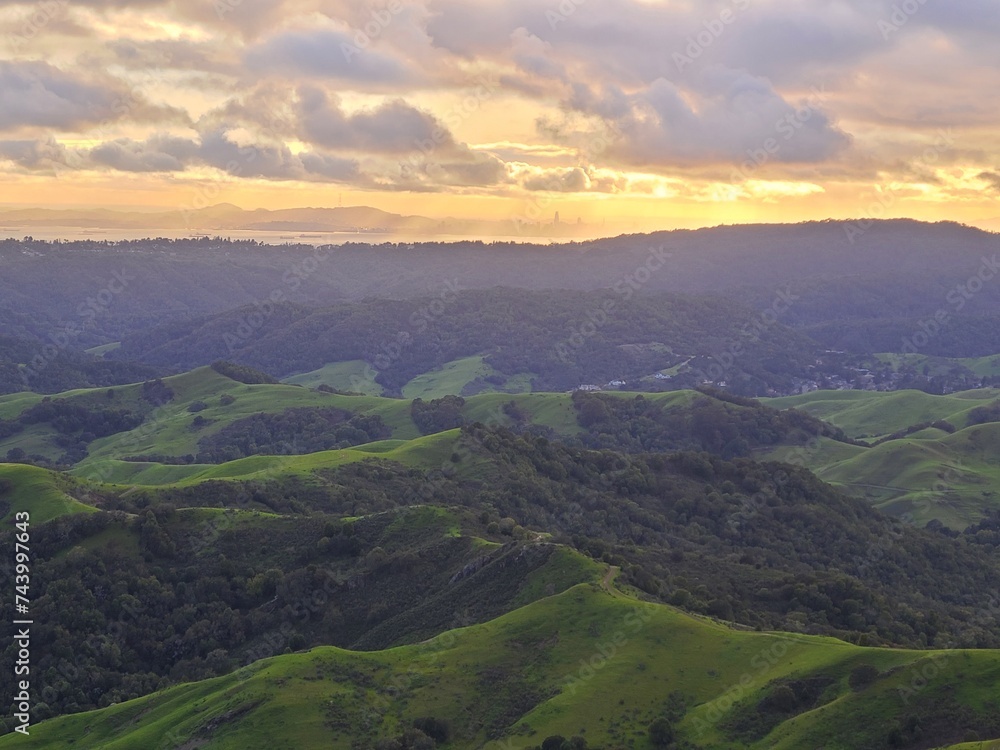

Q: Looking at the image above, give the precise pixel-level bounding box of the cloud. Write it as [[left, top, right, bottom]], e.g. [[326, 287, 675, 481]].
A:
[[0, 137, 71, 169], [59, 130, 361, 182], [244, 28, 412, 83], [3, 0, 1000, 214], [89, 138, 188, 172], [0, 61, 122, 131], [978, 171, 1000, 193], [568, 70, 851, 169], [106, 38, 235, 75], [296, 87, 456, 153], [0, 61, 190, 132], [523, 167, 590, 192]]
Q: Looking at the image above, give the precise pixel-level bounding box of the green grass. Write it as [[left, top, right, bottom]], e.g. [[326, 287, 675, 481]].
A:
[[0, 423, 65, 462], [763, 422, 1000, 528], [2, 367, 705, 474], [10, 581, 1000, 750], [399, 355, 535, 400], [765, 388, 1000, 439], [760, 388, 1000, 528], [402, 355, 495, 399], [0, 463, 97, 524], [71, 431, 465, 487], [282, 360, 384, 395], [875, 351, 1000, 379], [0, 391, 46, 420], [76, 367, 402, 468]]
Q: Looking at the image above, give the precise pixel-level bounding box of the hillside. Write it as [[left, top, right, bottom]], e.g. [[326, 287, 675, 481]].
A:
[[0, 463, 95, 523], [0, 366, 849, 480], [5, 582, 999, 750], [0, 497, 604, 721], [110, 289, 823, 396], [764, 389, 1000, 527], [3, 221, 999, 320], [765, 389, 1000, 440]]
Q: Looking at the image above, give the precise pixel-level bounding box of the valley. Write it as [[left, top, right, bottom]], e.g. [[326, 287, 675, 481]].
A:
[[4, 224, 1000, 748]]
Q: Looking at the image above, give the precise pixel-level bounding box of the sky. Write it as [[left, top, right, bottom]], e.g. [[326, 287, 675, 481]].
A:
[[1, 0, 999, 231]]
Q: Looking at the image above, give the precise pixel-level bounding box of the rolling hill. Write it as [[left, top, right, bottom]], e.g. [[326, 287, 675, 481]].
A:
[[764, 388, 1000, 527], [764, 388, 1000, 440], [5, 581, 999, 750]]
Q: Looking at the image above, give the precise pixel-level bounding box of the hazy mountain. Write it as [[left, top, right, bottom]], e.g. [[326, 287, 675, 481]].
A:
[[0, 203, 595, 238]]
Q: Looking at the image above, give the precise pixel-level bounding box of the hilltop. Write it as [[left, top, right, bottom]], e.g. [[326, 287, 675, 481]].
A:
[[5, 582, 1000, 749], [764, 388, 1000, 527]]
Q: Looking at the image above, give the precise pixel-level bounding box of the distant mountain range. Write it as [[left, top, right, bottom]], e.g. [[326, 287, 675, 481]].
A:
[[0, 203, 594, 238]]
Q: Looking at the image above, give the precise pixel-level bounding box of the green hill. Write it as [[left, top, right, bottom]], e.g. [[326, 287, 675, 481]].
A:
[[283, 359, 385, 395], [761, 389, 1000, 527], [2, 371, 836, 476], [0, 463, 96, 523], [72, 430, 465, 487], [7, 582, 1000, 750], [805, 424, 1000, 527], [9, 369, 1000, 529], [765, 388, 1000, 439]]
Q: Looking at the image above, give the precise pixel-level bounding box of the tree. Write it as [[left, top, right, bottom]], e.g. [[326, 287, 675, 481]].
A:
[[649, 717, 675, 747], [849, 664, 880, 690]]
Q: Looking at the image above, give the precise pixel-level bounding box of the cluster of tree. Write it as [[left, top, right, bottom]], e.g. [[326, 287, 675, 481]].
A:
[[375, 718, 451, 750], [194, 407, 391, 462], [968, 400, 1000, 426], [113, 289, 823, 397], [295, 425, 1000, 651], [8, 224, 1000, 399], [1, 394, 152, 465], [210, 360, 279, 385], [570, 390, 856, 457], [80, 426, 1000, 653], [0, 503, 571, 720], [0, 333, 164, 396], [18, 398, 145, 438], [807, 314, 1000, 359], [411, 396, 466, 435], [0, 379, 173, 465]]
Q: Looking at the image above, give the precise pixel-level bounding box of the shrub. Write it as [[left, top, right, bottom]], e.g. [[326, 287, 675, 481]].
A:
[[849, 664, 880, 690], [649, 717, 675, 747]]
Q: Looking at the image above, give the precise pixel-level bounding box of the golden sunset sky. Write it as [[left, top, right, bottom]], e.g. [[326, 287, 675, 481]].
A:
[[1, 0, 999, 231]]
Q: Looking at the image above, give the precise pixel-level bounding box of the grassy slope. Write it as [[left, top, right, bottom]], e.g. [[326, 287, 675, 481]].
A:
[[399, 355, 535, 400], [402, 355, 494, 399], [0, 463, 96, 523], [765, 429, 1000, 528], [70, 430, 464, 487], [1, 363, 730, 472], [876, 352, 1000, 378], [8, 368, 1000, 526], [282, 359, 385, 396], [763, 389, 1000, 527], [764, 388, 1000, 439], [69, 390, 709, 487], [81, 367, 418, 467], [0, 366, 703, 481], [8, 582, 1000, 750]]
